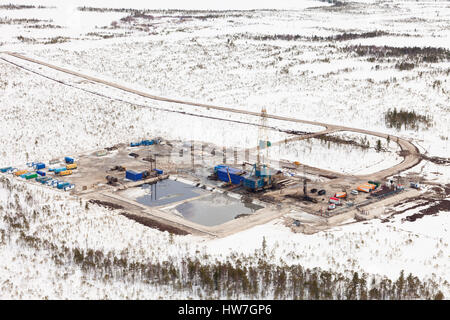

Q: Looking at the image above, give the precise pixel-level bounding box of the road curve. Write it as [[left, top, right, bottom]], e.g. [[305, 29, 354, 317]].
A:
[[2, 52, 421, 180]]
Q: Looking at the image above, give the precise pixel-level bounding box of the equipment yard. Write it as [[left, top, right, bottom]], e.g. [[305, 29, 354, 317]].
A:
[[2, 126, 423, 237]]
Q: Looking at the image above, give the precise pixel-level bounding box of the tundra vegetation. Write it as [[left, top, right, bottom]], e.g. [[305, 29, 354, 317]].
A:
[[385, 108, 433, 131], [0, 176, 447, 299]]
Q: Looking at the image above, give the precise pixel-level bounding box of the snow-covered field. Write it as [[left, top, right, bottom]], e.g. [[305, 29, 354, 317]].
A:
[[273, 131, 403, 174], [0, 0, 449, 299]]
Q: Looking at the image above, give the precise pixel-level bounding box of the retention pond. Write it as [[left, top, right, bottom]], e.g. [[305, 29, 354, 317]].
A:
[[122, 178, 263, 226], [170, 192, 263, 226]]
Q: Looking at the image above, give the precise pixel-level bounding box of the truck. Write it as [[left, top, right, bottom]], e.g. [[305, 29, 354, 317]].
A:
[[329, 197, 340, 205], [64, 184, 75, 191], [410, 182, 420, 189], [51, 180, 60, 187]]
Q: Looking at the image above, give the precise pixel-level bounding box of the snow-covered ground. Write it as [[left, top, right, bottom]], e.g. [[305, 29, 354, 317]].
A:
[[273, 131, 403, 174], [0, 0, 449, 299]]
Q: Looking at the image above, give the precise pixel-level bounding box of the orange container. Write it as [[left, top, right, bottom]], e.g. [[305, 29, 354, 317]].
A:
[[14, 170, 28, 176], [357, 185, 371, 193], [59, 170, 72, 176], [365, 183, 376, 190], [335, 192, 347, 198]]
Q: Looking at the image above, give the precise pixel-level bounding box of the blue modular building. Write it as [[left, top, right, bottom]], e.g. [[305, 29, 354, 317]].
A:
[[53, 167, 67, 174], [57, 182, 70, 190], [126, 170, 143, 181], [33, 163, 46, 170], [64, 157, 74, 164], [214, 165, 246, 185], [141, 140, 154, 146]]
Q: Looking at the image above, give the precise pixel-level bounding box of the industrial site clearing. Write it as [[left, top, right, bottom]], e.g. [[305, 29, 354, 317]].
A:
[[0, 0, 448, 300]]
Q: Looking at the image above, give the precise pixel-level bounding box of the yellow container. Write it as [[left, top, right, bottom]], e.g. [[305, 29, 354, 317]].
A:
[[59, 170, 72, 176], [66, 163, 77, 170], [14, 170, 28, 176]]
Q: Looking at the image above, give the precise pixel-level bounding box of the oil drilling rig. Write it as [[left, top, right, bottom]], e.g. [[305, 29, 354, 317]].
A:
[[243, 107, 274, 191]]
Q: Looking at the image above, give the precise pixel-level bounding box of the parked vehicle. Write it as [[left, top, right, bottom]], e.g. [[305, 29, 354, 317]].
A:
[[318, 189, 326, 195], [329, 197, 340, 205], [64, 184, 75, 191], [351, 190, 359, 195], [410, 182, 420, 189]]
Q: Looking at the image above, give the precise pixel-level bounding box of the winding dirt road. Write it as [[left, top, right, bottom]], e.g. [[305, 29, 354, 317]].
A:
[[2, 51, 421, 180]]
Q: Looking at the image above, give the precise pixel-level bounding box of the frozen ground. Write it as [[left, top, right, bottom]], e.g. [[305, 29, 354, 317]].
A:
[[273, 131, 403, 175], [0, 0, 449, 299]]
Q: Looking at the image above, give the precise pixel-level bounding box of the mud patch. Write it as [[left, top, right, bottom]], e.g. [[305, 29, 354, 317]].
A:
[[404, 199, 450, 222], [89, 199, 124, 210], [422, 155, 450, 165], [120, 212, 189, 235]]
